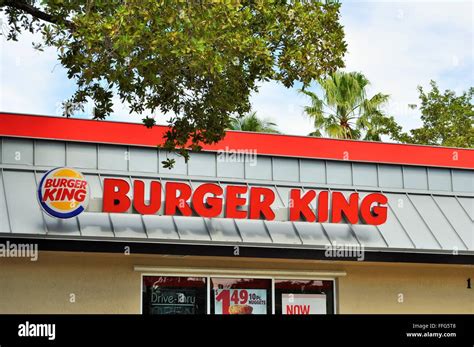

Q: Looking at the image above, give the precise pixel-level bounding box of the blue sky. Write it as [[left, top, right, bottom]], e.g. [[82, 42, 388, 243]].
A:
[[0, 1, 472, 136]]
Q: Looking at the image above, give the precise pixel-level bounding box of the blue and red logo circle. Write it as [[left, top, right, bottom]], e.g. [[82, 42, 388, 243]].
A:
[[37, 167, 89, 219]]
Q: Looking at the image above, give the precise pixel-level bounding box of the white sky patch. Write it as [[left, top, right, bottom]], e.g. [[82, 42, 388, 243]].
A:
[[0, 26, 75, 117], [0, 2, 472, 135], [341, 1, 473, 132], [249, 81, 314, 135]]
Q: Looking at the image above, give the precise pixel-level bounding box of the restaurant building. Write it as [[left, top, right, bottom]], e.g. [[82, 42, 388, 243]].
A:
[[0, 112, 472, 314]]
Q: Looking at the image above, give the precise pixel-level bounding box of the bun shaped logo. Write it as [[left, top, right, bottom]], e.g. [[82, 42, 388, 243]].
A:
[[37, 167, 89, 219]]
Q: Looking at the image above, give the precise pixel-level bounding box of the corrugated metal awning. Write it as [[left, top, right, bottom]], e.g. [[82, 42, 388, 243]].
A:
[[1, 169, 472, 256]]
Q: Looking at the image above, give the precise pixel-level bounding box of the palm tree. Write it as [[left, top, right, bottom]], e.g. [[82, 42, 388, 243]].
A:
[[228, 112, 280, 133], [301, 71, 396, 140]]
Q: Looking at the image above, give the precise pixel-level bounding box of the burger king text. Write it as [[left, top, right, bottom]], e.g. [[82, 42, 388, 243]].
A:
[[102, 178, 388, 225]]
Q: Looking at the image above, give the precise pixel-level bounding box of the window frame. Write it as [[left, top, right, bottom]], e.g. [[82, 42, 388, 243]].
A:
[[141, 275, 209, 315]]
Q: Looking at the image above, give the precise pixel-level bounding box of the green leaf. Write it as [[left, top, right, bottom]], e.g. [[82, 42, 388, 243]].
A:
[[161, 158, 176, 170], [142, 116, 156, 128]]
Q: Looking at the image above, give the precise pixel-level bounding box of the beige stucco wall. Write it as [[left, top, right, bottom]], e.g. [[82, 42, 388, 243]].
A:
[[0, 251, 472, 313]]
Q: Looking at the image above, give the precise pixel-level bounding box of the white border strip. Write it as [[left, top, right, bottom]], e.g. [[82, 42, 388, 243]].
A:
[[134, 266, 347, 278]]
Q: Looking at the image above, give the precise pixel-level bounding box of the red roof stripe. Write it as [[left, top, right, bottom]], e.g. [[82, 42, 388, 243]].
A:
[[0, 113, 472, 169]]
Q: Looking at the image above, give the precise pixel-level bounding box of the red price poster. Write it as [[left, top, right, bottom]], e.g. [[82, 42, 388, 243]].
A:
[[282, 294, 327, 314], [214, 289, 267, 314]]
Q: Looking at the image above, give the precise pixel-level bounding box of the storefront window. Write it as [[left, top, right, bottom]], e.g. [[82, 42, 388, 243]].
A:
[[274, 280, 334, 314], [142, 276, 335, 315], [142, 276, 207, 314], [210, 278, 272, 315]]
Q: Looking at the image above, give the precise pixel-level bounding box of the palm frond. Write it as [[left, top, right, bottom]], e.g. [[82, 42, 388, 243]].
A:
[[228, 112, 280, 133], [308, 130, 323, 137], [301, 71, 392, 141]]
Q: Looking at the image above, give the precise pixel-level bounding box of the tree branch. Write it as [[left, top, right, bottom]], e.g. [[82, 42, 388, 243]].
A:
[[2, 0, 73, 27]]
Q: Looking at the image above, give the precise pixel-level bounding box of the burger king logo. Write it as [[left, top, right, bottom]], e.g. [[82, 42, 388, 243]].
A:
[[37, 167, 89, 219]]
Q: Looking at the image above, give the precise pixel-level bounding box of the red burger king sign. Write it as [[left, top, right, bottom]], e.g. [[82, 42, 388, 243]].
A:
[[37, 167, 89, 219], [36, 171, 388, 225]]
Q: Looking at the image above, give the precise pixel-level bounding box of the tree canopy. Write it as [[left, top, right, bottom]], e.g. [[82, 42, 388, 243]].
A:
[[301, 71, 400, 141], [395, 81, 474, 148], [1, 0, 346, 163]]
